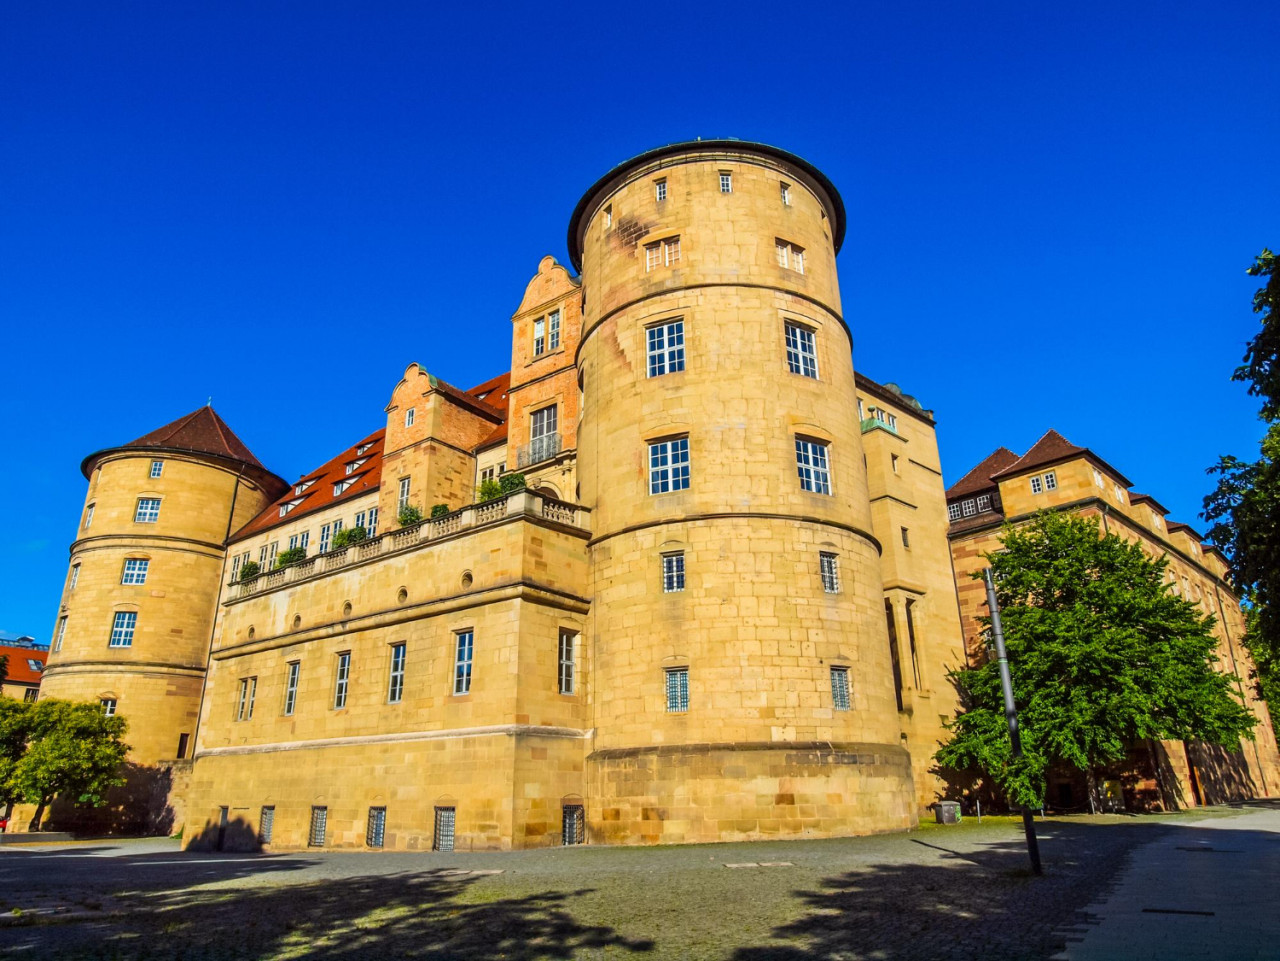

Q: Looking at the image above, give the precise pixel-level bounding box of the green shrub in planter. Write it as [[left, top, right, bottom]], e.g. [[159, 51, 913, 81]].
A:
[[499, 472, 527, 494], [477, 479, 503, 502], [430, 503, 450, 518], [332, 526, 367, 550], [398, 505, 424, 527], [238, 560, 260, 581], [274, 547, 307, 568]]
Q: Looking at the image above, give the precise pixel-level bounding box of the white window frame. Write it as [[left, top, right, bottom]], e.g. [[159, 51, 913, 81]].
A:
[[1043, 471, 1058, 491], [780, 182, 791, 205], [150, 460, 164, 478], [453, 630, 474, 695], [101, 698, 117, 716], [776, 239, 805, 274], [719, 171, 732, 193], [662, 552, 685, 593], [962, 499, 977, 517], [533, 316, 546, 356], [784, 323, 818, 378], [1030, 475, 1044, 495], [319, 523, 332, 554], [654, 178, 667, 202], [404, 407, 415, 428], [69, 564, 80, 590], [820, 552, 840, 593], [284, 661, 300, 716], [1114, 484, 1126, 504], [134, 498, 161, 523], [977, 494, 992, 512], [236, 676, 256, 720], [399, 476, 411, 510], [109, 611, 137, 648], [646, 319, 686, 378], [549, 309, 561, 350], [333, 652, 351, 709], [388, 642, 406, 703], [54, 616, 67, 652], [84, 503, 95, 529], [795, 438, 832, 495], [367, 507, 378, 536], [1093, 467, 1104, 488], [558, 630, 576, 695], [121, 559, 149, 585], [648, 437, 691, 494], [948, 502, 962, 521]]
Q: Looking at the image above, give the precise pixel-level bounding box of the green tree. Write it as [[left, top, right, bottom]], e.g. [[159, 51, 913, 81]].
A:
[[936, 512, 1256, 811], [0, 698, 33, 819], [11, 699, 129, 831], [1204, 248, 1280, 729]]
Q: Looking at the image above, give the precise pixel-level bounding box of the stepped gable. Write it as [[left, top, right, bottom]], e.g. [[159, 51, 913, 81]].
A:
[[123, 406, 266, 468], [231, 429, 385, 541], [945, 447, 1020, 499]]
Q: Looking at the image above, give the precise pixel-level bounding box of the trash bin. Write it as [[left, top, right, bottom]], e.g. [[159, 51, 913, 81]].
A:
[[935, 801, 962, 824]]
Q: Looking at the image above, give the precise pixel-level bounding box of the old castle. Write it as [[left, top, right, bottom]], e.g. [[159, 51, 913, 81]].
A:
[[33, 141, 1280, 850]]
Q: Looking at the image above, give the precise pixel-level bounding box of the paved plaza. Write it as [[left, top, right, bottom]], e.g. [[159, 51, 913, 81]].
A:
[[0, 805, 1275, 960]]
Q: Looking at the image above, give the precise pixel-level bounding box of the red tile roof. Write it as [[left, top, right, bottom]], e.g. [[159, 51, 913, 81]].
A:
[[946, 447, 1020, 499], [990, 430, 1089, 480], [124, 406, 268, 469], [0, 646, 46, 686], [231, 429, 385, 542]]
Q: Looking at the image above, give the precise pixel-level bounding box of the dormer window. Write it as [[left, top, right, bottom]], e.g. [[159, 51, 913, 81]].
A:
[[294, 480, 315, 496], [345, 458, 367, 475], [334, 479, 355, 496], [278, 498, 304, 518], [356, 443, 373, 456]]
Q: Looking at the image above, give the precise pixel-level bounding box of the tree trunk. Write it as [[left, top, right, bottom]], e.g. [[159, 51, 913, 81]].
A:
[[1085, 768, 1098, 815], [28, 799, 48, 833]]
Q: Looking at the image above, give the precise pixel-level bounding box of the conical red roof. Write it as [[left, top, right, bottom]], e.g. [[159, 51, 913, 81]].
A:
[[123, 406, 266, 469]]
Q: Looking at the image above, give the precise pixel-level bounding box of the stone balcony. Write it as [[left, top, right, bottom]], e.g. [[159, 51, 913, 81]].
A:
[[229, 489, 589, 603]]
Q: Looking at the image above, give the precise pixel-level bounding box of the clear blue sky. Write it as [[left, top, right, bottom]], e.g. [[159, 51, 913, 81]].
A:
[[2, 2, 1276, 641]]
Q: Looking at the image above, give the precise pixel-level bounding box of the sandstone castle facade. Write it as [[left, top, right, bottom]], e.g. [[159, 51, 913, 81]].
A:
[[34, 141, 1279, 849]]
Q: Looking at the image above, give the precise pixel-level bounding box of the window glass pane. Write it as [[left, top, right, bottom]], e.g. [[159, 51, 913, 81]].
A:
[[367, 807, 386, 848], [665, 668, 689, 712], [662, 553, 685, 592], [647, 320, 685, 378], [648, 438, 691, 494], [434, 807, 456, 851], [820, 552, 840, 593], [785, 324, 818, 378], [309, 806, 327, 846], [831, 667, 851, 711], [795, 439, 832, 494], [454, 631, 473, 694], [109, 611, 137, 647]]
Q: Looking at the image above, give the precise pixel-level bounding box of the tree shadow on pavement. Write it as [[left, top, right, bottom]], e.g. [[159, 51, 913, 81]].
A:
[[5, 869, 656, 961], [734, 819, 1176, 961]]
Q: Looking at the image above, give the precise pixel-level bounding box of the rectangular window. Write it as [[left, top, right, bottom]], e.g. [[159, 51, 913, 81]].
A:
[[366, 806, 387, 848], [665, 668, 689, 713], [645, 241, 662, 271], [259, 545, 269, 568], [962, 498, 977, 517], [405, 408, 415, 428], [646, 319, 686, 377], [948, 503, 962, 521], [454, 630, 474, 695], [367, 507, 378, 537], [334, 652, 351, 709], [776, 240, 805, 273], [648, 437, 691, 494], [891, 453, 900, 473], [399, 476, 411, 510], [531, 405, 558, 440], [562, 804, 585, 845], [259, 805, 275, 844], [150, 460, 164, 478], [534, 317, 546, 356], [549, 309, 561, 350], [820, 552, 840, 593], [23, 689, 38, 703], [352, 513, 365, 534], [871, 407, 898, 430], [268, 542, 278, 569], [1093, 467, 1104, 488], [662, 552, 685, 593], [780, 182, 791, 205], [309, 806, 327, 847], [901, 527, 910, 548], [655, 178, 667, 202], [388, 642, 406, 703], [236, 677, 257, 720], [1030, 476, 1044, 495], [1044, 471, 1058, 491], [134, 498, 161, 523], [433, 806, 456, 851], [84, 503, 95, 529], [646, 236, 680, 270], [977, 494, 992, 512], [176, 732, 189, 759], [719, 171, 732, 193], [69, 564, 80, 590], [558, 630, 576, 695], [230, 553, 243, 580], [1114, 484, 1126, 503], [604, 204, 612, 228], [830, 666, 851, 711], [109, 611, 137, 648], [284, 661, 300, 715], [795, 438, 832, 494], [785, 323, 818, 378], [319, 523, 332, 553], [101, 698, 117, 716], [54, 616, 67, 652]]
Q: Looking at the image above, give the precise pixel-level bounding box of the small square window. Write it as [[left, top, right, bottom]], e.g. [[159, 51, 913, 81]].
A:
[[977, 494, 992, 512], [962, 499, 977, 517], [665, 667, 689, 713], [101, 698, 117, 716], [830, 667, 851, 711], [948, 503, 962, 521], [1043, 471, 1058, 491], [655, 179, 667, 202], [1030, 476, 1044, 495], [719, 171, 732, 193], [122, 559, 149, 585], [820, 552, 840, 593], [662, 553, 685, 593], [134, 498, 161, 523], [150, 460, 163, 478]]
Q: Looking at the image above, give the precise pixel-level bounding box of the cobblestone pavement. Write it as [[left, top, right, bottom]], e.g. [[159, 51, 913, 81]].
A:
[[1055, 807, 1280, 961], [0, 807, 1265, 960]]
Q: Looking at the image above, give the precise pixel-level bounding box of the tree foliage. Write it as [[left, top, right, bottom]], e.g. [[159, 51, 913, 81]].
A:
[[397, 505, 424, 527], [332, 526, 367, 550], [936, 512, 1256, 809], [477, 479, 503, 502], [9, 699, 129, 830], [238, 560, 260, 581], [1204, 247, 1280, 729], [499, 472, 527, 494], [274, 546, 307, 568], [0, 698, 33, 811], [430, 503, 451, 518]]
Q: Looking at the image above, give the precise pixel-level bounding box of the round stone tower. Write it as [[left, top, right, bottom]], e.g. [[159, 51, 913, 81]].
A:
[[569, 141, 916, 843], [42, 407, 286, 768]]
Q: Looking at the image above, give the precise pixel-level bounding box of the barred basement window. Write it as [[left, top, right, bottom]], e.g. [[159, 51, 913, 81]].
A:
[[309, 806, 327, 847], [558, 630, 576, 695], [562, 804, 585, 845], [784, 323, 818, 378], [388, 642, 406, 703], [830, 667, 851, 711], [366, 807, 387, 848], [259, 805, 275, 844], [820, 552, 840, 593], [665, 667, 689, 713], [662, 552, 685, 592], [433, 806, 456, 851]]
